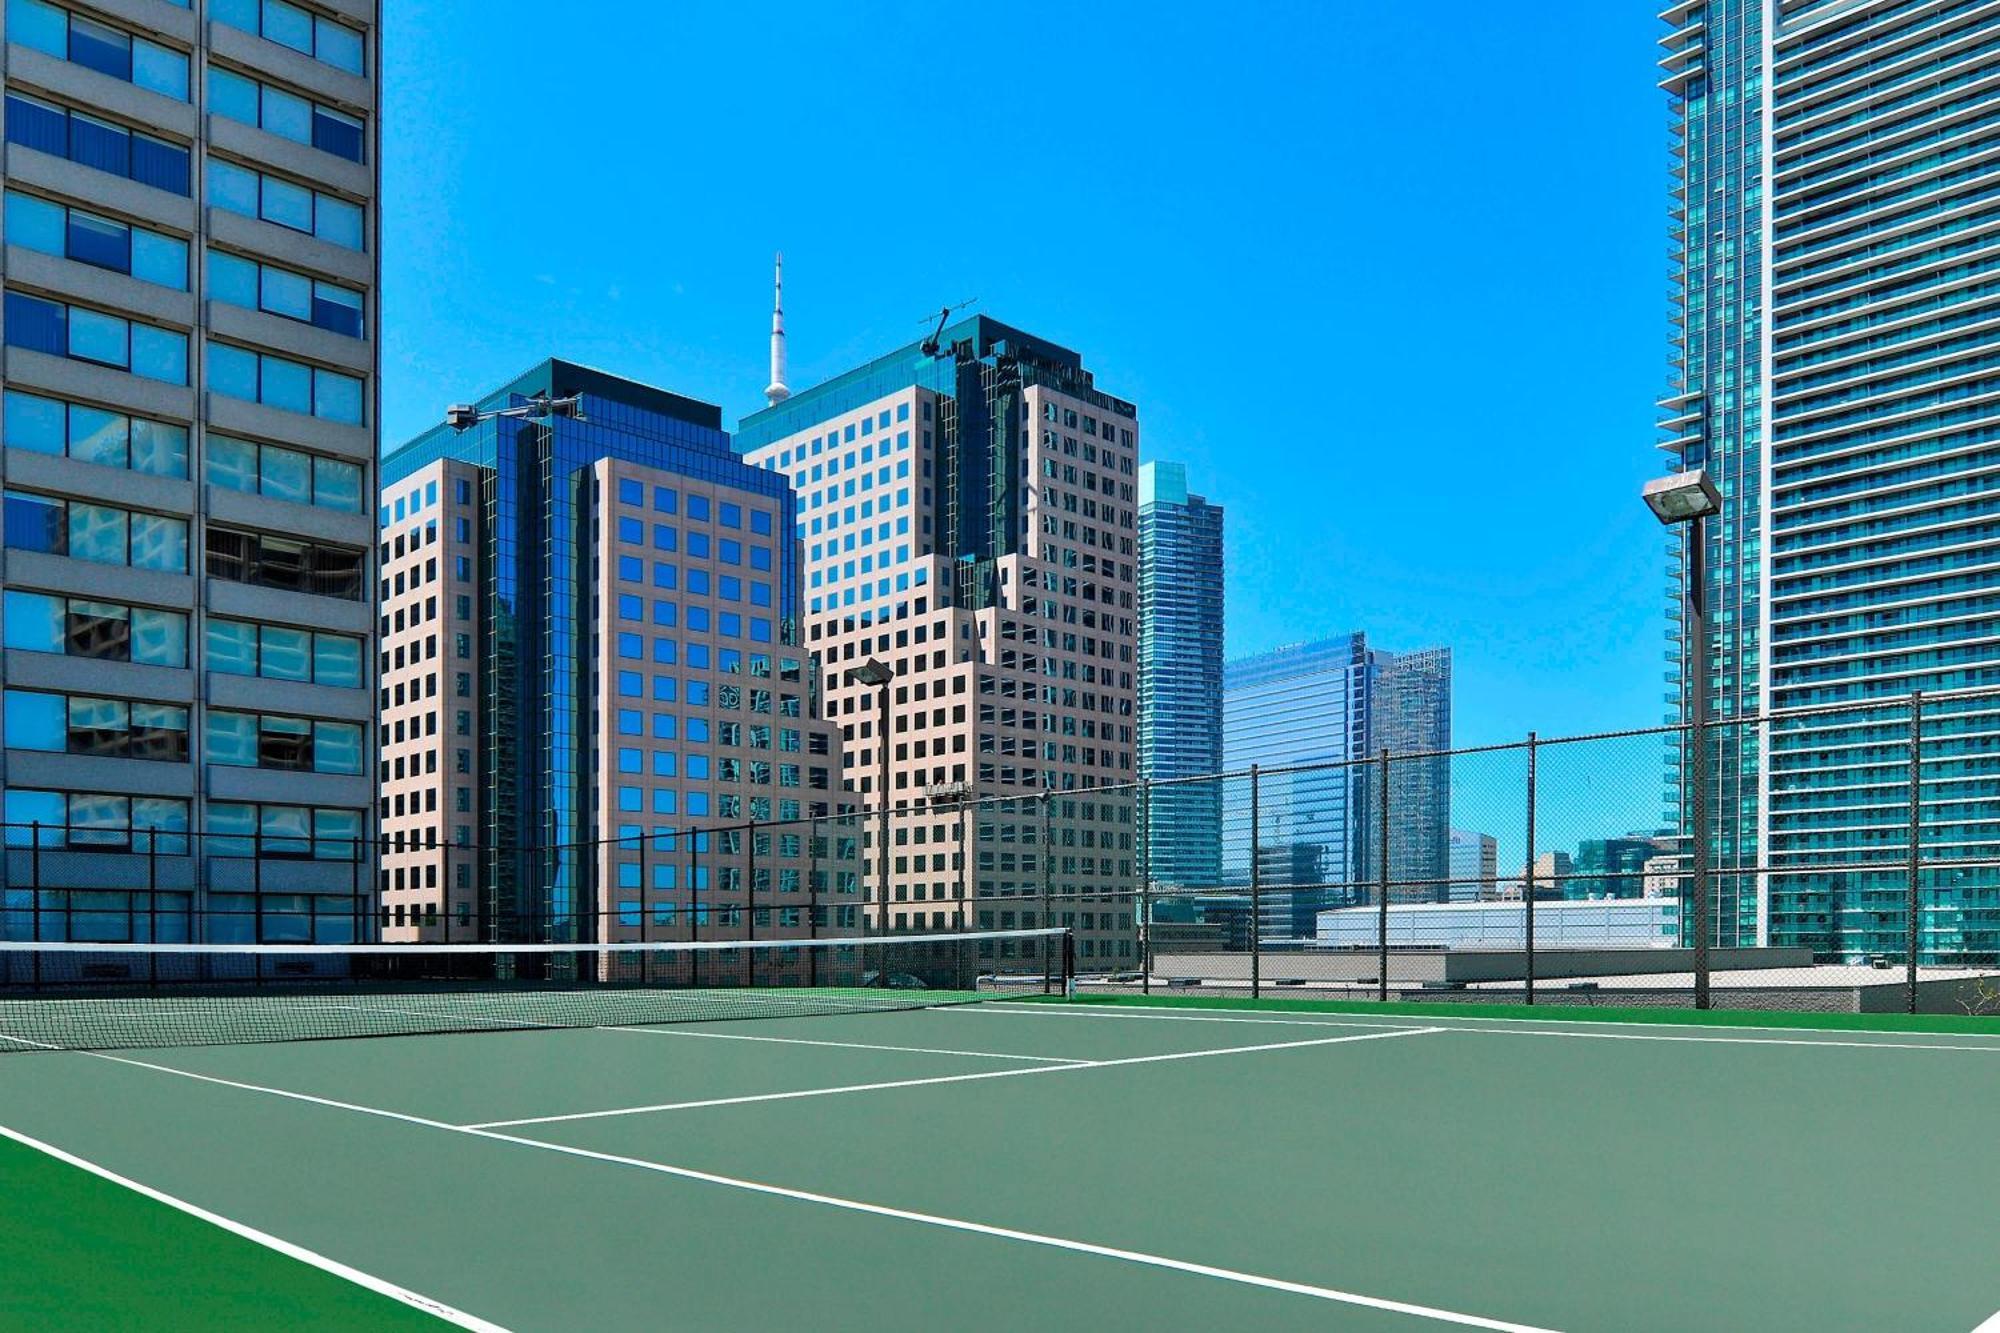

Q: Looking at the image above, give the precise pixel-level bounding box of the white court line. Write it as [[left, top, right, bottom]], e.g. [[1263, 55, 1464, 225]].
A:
[[964, 1005, 2000, 1051], [1970, 1306, 2000, 1333], [24, 1044, 1551, 1333], [595, 1026, 1090, 1063], [0, 1120, 507, 1331], [465, 1026, 1444, 1130], [974, 1000, 2000, 1042]]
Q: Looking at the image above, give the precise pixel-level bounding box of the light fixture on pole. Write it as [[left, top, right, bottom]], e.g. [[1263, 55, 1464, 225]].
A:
[[445, 392, 586, 433], [847, 658, 895, 971], [1644, 467, 1720, 1009]]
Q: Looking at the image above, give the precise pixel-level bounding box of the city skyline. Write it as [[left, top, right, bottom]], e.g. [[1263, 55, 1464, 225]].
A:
[[377, 1, 1668, 753]]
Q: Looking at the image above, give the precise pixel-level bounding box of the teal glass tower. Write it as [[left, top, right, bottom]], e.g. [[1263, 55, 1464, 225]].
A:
[[1137, 461, 1224, 888], [1661, 0, 2000, 961]]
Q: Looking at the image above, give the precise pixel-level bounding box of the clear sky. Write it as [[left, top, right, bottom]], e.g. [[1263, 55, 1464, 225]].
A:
[[382, 0, 1670, 844]]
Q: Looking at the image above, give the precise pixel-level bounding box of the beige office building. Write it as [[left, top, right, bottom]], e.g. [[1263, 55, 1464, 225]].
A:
[[737, 317, 1141, 970]]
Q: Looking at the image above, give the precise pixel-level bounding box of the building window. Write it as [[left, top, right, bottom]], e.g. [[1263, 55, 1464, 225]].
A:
[[6, 0, 189, 100], [2, 92, 189, 195], [205, 527, 366, 600], [206, 618, 363, 687], [210, 0, 364, 75], [3, 191, 187, 290], [207, 251, 364, 338], [3, 292, 187, 383], [205, 435, 363, 510], [206, 343, 362, 423], [3, 491, 187, 571], [206, 710, 364, 774], [2, 689, 189, 761], [2, 390, 188, 478], [1, 590, 186, 666], [3, 790, 188, 851], [206, 66, 364, 163], [205, 157, 362, 249]]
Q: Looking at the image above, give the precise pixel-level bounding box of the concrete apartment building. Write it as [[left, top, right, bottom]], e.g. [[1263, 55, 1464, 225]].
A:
[[1, 0, 379, 947], [736, 315, 1142, 971], [376, 361, 855, 958]]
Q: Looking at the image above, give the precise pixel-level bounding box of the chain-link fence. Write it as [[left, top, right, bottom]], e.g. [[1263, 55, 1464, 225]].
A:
[[6, 686, 1999, 1012]]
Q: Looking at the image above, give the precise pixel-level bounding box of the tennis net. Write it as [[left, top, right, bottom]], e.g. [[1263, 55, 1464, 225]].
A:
[[0, 928, 1071, 1053]]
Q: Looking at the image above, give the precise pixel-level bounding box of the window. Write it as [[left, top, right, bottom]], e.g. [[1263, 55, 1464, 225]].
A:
[[3, 491, 187, 571], [211, 0, 365, 76], [205, 528, 365, 600], [205, 435, 362, 511], [6, 0, 189, 100], [3, 92, 189, 195], [207, 251, 364, 338], [2, 390, 187, 478], [4, 292, 186, 383], [2, 590, 186, 666], [205, 66, 363, 163], [4, 790, 189, 851], [200, 803, 361, 860], [3, 191, 186, 289], [205, 157, 361, 249], [207, 710, 363, 774], [207, 344, 362, 423], [207, 619, 362, 687], [3, 689, 188, 761]]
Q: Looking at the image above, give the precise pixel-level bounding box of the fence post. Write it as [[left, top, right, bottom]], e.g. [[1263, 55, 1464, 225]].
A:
[[31, 821, 42, 985], [1524, 733, 1537, 1007], [1041, 792, 1054, 996], [1377, 748, 1390, 1005], [690, 828, 702, 989], [956, 800, 968, 931], [1248, 764, 1261, 1000], [1907, 690, 1924, 1015], [1139, 778, 1152, 997], [807, 814, 821, 988], [746, 818, 758, 989], [1691, 695, 1710, 1011], [147, 835, 158, 987]]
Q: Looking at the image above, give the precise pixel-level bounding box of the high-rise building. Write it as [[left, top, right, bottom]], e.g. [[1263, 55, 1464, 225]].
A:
[[1222, 634, 1451, 938], [1137, 460, 1224, 889], [1571, 835, 1665, 902], [1447, 829, 1498, 903], [377, 360, 853, 944], [735, 315, 1142, 972], [1659, 1, 2000, 961], [1, 0, 380, 945]]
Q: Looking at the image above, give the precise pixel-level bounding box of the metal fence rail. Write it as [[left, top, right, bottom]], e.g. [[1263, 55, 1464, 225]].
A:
[[6, 687, 2000, 1014]]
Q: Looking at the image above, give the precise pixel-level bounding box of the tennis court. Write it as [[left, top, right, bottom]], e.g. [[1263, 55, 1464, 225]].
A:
[[3, 941, 2000, 1331]]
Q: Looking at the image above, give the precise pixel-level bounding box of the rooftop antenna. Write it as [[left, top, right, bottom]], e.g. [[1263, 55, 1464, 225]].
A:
[[919, 298, 978, 357], [764, 252, 790, 406]]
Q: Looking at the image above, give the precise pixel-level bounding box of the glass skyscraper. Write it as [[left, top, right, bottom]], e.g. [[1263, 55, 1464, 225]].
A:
[[1222, 634, 1451, 939], [1661, 0, 2000, 961], [1137, 461, 1224, 889]]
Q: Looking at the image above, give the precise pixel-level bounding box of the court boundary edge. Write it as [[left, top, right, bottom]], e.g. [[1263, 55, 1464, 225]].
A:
[[0, 1122, 507, 1332], [1034, 992, 2000, 1035]]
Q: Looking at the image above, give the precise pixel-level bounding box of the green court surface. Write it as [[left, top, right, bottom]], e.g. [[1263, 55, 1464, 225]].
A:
[[3, 999, 2000, 1331]]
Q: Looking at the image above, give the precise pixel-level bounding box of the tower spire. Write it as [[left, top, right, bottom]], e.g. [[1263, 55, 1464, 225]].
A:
[[764, 252, 790, 407]]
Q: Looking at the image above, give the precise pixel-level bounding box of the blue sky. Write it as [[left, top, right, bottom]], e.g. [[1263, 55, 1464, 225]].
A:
[[382, 1, 1669, 799]]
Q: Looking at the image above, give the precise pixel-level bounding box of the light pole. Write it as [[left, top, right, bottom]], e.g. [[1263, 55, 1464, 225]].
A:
[[444, 391, 584, 433], [848, 658, 895, 976], [1644, 467, 1722, 1009]]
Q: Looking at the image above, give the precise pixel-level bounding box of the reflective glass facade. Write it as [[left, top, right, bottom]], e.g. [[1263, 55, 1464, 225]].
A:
[[1137, 462, 1224, 888], [1663, 0, 2000, 961], [1222, 635, 1451, 939]]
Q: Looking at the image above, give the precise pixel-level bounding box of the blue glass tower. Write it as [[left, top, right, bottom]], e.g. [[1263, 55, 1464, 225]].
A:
[[1223, 635, 1450, 939], [1661, 1, 2000, 961], [1138, 462, 1224, 888]]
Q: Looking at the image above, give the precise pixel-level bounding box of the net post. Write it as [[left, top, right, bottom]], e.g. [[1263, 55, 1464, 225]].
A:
[[1249, 764, 1261, 1001], [1042, 791, 1054, 996], [1524, 733, 1537, 1007], [1139, 777, 1152, 997], [746, 817, 757, 990], [1907, 690, 1923, 1015], [1063, 929, 1076, 999], [1377, 748, 1390, 1006]]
